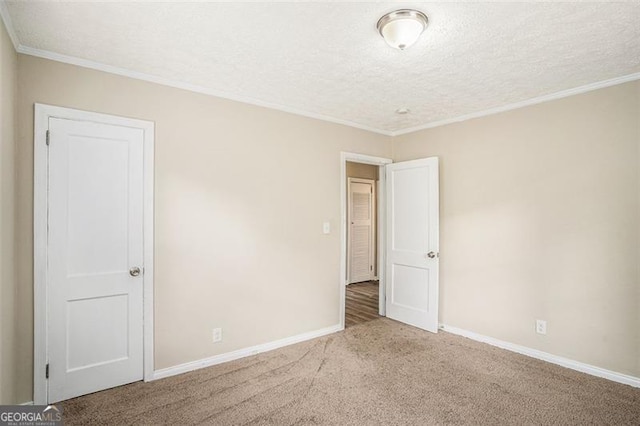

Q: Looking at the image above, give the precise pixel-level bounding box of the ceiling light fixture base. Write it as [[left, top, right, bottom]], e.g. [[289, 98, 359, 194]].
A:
[[377, 9, 428, 50]]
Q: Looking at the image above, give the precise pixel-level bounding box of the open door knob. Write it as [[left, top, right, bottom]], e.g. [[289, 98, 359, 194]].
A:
[[129, 267, 141, 277], [427, 251, 437, 259]]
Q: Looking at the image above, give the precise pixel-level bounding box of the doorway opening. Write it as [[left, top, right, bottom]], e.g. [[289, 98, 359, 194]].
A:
[[346, 166, 378, 327], [339, 153, 392, 329]]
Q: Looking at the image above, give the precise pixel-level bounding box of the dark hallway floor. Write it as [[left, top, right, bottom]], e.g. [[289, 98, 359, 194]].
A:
[[345, 280, 380, 327]]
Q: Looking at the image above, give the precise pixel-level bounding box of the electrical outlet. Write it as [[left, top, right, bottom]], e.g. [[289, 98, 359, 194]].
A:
[[535, 320, 547, 335], [212, 327, 223, 343]]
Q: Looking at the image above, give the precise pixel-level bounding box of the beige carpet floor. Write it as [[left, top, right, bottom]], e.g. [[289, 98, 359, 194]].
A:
[[61, 318, 640, 425]]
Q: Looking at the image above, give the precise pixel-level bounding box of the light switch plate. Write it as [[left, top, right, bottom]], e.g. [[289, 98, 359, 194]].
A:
[[323, 222, 331, 234]]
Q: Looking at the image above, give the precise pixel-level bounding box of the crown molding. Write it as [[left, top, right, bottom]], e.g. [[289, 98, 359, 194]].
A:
[[16, 44, 394, 137], [0, 0, 20, 50], [390, 71, 640, 136], [19, 42, 640, 138]]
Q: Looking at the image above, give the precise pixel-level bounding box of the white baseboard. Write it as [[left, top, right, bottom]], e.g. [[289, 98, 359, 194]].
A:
[[20, 401, 34, 405], [152, 324, 341, 381], [439, 324, 640, 388]]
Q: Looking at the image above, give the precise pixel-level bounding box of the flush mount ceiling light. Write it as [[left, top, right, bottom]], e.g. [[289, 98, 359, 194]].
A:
[[377, 9, 428, 50], [395, 108, 411, 115]]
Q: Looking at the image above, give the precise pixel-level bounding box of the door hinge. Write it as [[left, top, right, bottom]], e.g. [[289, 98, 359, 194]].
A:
[[45, 363, 49, 379], [46, 130, 50, 146]]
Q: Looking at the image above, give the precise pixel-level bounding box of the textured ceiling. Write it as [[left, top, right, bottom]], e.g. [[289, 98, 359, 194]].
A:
[[3, 1, 640, 134]]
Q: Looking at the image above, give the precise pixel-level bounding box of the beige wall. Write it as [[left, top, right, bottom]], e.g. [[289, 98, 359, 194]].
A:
[[14, 55, 391, 403], [0, 18, 18, 403], [7, 49, 640, 404], [393, 81, 640, 377]]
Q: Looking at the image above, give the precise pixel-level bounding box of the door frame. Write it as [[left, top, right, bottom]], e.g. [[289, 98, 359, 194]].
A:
[[33, 103, 155, 404], [347, 177, 376, 284], [340, 152, 392, 330]]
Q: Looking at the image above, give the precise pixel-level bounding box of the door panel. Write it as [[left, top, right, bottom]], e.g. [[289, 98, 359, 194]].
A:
[[66, 294, 129, 370], [391, 166, 430, 253], [66, 136, 130, 275], [351, 225, 371, 279], [385, 158, 439, 332], [48, 117, 144, 403], [391, 264, 429, 310]]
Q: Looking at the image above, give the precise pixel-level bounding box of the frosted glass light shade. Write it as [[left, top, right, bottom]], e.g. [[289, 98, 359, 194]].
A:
[[377, 10, 428, 50]]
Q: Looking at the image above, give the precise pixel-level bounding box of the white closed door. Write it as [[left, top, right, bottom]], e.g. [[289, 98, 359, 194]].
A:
[[385, 158, 439, 332], [47, 117, 144, 403], [348, 179, 375, 284]]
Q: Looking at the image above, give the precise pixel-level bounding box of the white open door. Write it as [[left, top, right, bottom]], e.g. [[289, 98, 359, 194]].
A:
[[385, 157, 439, 332], [47, 117, 145, 402]]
